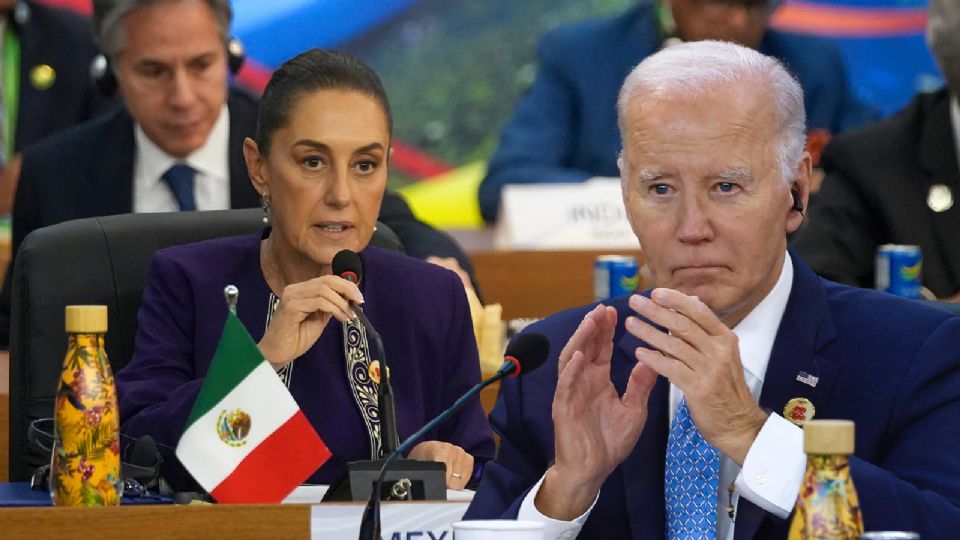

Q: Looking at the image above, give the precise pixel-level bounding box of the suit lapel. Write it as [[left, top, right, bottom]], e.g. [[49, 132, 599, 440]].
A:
[[93, 109, 137, 214], [917, 91, 960, 290], [733, 255, 839, 539], [614, 325, 669, 539]]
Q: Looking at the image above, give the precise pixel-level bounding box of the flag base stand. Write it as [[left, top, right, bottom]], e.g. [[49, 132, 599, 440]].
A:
[[322, 459, 446, 502]]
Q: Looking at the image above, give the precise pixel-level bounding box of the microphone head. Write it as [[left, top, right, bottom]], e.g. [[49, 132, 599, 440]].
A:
[[332, 249, 363, 285], [503, 333, 550, 377]]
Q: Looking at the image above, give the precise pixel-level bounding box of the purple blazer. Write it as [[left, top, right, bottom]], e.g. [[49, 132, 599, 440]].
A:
[[116, 231, 495, 490]]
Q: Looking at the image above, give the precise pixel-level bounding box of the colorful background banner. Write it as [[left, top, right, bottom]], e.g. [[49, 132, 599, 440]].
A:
[[38, 0, 945, 226]]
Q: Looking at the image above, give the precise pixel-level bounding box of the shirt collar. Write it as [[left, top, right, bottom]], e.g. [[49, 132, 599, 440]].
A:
[[731, 251, 794, 385], [134, 103, 229, 182]]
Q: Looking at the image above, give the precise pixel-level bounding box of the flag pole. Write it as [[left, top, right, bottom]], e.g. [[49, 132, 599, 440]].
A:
[[224, 285, 239, 313]]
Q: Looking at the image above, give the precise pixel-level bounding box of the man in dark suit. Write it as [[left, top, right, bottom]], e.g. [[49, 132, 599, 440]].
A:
[[3, 0, 104, 153], [790, 0, 960, 301], [0, 0, 109, 211], [466, 40, 960, 539], [478, 0, 879, 222]]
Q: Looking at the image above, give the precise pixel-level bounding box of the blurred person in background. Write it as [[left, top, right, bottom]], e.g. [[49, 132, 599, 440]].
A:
[[478, 0, 879, 223], [791, 0, 960, 301], [117, 49, 494, 491], [0, 0, 108, 213]]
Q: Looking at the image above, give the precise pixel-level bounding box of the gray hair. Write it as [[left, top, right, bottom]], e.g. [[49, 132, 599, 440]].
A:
[[927, 0, 960, 93], [617, 40, 806, 184], [93, 0, 232, 61]]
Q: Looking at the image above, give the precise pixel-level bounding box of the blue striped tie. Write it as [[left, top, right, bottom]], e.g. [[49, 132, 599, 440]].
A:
[[161, 164, 197, 211], [665, 397, 719, 539]]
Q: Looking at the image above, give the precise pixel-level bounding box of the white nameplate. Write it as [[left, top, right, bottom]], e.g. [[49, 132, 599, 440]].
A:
[[310, 501, 469, 539], [495, 178, 637, 249]]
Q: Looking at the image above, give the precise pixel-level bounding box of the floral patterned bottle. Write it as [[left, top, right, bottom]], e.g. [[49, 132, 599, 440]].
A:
[[50, 305, 122, 506], [788, 419, 864, 539]]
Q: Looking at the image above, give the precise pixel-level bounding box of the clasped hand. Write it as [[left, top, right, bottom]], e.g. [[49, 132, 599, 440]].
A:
[[625, 289, 767, 465], [538, 290, 766, 520], [257, 275, 363, 369]]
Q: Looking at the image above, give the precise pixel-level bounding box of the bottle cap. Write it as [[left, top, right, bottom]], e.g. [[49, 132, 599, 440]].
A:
[[65, 305, 108, 333], [803, 419, 855, 455]]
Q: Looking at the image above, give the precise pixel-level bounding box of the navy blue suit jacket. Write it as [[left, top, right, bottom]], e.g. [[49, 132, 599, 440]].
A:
[[466, 256, 960, 538], [478, 4, 880, 222], [12, 0, 111, 152]]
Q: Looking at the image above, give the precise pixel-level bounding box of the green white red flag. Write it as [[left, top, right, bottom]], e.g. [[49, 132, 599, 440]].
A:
[[176, 310, 330, 503]]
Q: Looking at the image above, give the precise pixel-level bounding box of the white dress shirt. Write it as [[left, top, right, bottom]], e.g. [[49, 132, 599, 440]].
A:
[[133, 104, 231, 213], [518, 252, 807, 540]]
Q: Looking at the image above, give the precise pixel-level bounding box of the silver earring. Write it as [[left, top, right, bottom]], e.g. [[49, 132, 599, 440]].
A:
[[261, 194, 271, 224]]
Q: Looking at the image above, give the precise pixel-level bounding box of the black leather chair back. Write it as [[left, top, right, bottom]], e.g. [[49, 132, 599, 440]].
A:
[[7, 209, 401, 480]]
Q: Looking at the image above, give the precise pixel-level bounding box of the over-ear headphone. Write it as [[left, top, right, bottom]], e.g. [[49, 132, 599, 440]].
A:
[[90, 35, 246, 95], [10, 1, 29, 28], [791, 189, 805, 214]]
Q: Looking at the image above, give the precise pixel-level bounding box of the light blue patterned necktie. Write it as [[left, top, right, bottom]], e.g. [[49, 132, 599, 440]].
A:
[[665, 397, 720, 539]]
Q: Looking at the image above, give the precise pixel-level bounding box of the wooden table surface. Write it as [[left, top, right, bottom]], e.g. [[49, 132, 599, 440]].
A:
[[451, 228, 645, 320], [470, 248, 644, 321], [0, 503, 311, 539]]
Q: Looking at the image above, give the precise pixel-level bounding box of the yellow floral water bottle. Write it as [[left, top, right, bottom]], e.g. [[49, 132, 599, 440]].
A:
[[788, 419, 864, 539], [50, 305, 122, 506]]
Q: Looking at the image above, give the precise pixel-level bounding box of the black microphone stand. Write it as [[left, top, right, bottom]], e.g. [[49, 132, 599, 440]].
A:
[[353, 307, 400, 453], [357, 360, 520, 540]]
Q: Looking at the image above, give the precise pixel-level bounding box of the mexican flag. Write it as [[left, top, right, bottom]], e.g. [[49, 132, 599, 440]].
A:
[[176, 309, 331, 503]]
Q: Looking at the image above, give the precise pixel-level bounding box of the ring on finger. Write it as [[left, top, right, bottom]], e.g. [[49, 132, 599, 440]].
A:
[[451, 473, 463, 479]]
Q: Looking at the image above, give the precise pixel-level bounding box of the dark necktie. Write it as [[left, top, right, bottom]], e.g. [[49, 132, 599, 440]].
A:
[[161, 164, 197, 211]]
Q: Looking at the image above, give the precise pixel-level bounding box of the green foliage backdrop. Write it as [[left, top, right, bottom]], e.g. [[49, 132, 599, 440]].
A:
[[343, 0, 634, 187]]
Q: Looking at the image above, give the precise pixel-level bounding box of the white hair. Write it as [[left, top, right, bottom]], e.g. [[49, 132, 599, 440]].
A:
[[617, 40, 806, 184]]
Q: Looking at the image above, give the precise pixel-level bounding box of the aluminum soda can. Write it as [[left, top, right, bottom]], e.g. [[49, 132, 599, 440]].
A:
[[594, 255, 640, 301], [875, 244, 922, 300]]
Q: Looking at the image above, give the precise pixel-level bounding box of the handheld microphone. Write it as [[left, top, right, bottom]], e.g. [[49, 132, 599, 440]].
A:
[[332, 249, 400, 454], [358, 332, 551, 540]]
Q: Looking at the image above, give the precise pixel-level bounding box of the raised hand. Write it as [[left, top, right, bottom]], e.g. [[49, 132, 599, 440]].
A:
[[536, 305, 658, 520], [258, 275, 364, 369], [625, 289, 768, 465]]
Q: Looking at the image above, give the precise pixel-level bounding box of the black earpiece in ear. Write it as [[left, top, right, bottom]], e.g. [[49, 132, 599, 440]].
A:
[[791, 189, 804, 213]]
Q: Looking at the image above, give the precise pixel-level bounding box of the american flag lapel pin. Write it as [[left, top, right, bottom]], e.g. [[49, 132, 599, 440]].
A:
[[796, 371, 819, 388]]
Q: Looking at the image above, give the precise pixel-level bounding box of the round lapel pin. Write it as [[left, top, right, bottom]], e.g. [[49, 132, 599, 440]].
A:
[[368, 360, 390, 384], [30, 64, 56, 91], [784, 397, 815, 426], [928, 183, 954, 213]]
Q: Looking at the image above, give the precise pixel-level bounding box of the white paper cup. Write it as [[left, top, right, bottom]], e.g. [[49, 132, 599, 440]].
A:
[[451, 520, 545, 540]]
